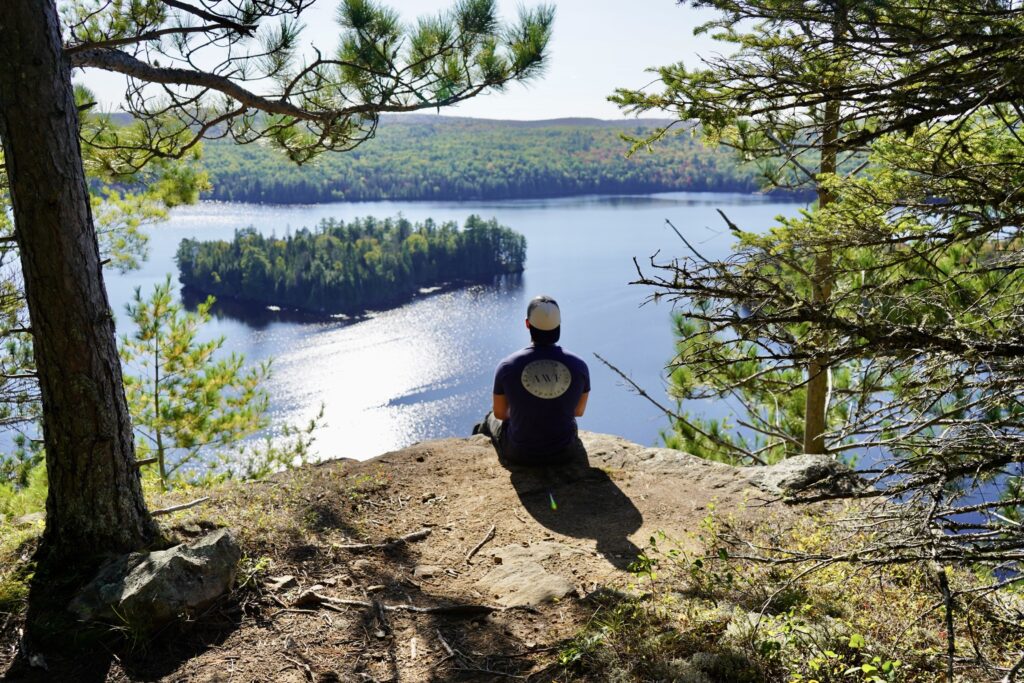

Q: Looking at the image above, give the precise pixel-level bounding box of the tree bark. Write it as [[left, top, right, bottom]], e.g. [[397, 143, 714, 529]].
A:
[[0, 0, 157, 556], [802, 82, 839, 456]]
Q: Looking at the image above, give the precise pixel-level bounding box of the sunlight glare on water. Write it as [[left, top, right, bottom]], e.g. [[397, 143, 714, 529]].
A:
[[266, 288, 504, 458], [108, 194, 806, 461]]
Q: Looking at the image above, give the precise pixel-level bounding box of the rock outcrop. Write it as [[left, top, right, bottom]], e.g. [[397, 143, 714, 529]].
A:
[[70, 528, 241, 632], [748, 453, 863, 496], [475, 541, 583, 607]]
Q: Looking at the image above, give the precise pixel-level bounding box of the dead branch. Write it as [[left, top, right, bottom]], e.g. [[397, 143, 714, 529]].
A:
[[290, 590, 507, 617], [151, 496, 209, 516], [334, 527, 432, 552], [465, 524, 496, 564]]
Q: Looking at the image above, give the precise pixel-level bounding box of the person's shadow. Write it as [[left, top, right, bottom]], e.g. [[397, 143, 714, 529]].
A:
[[503, 444, 644, 570]]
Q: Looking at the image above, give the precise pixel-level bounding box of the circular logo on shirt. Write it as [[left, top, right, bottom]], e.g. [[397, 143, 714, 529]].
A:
[[521, 360, 572, 399]]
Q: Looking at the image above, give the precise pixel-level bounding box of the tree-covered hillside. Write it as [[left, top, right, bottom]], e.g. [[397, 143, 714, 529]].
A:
[[176, 215, 525, 314], [201, 116, 760, 203]]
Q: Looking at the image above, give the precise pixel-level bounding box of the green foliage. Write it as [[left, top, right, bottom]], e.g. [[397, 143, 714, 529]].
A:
[[177, 214, 526, 314], [198, 118, 761, 203], [558, 507, 1022, 682], [120, 277, 273, 489], [0, 88, 209, 486], [63, 0, 555, 165], [0, 463, 47, 519]]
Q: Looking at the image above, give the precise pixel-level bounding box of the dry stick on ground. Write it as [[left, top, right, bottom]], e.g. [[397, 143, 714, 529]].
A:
[[333, 527, 432, 552], [292, 590, 504, 617], [466, 524, 497, 564], [151, 496, 210, 516], [436, 628, 456, 657], [372, 598, 391, 635]]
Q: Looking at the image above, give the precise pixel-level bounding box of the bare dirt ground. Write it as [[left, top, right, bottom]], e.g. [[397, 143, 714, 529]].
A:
[[0, 432, 780, 682]]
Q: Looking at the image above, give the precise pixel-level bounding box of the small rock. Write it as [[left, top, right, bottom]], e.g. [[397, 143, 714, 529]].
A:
[[13, 512, 44, 527], [266, 575, 298, 592], [413, 565, 440, 579], [493, 556, 503, 565], [292, 590, 323, 608]]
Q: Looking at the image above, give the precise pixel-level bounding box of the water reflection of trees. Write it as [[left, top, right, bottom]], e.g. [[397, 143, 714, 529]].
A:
[[180, 273, 524, 329]]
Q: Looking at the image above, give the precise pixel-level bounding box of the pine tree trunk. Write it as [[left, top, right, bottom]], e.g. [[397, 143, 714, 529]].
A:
[[803, 96, 839, 455], [0, 0, 157, 556]]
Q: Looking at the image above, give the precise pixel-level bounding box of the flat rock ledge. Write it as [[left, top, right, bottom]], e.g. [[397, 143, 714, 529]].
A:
[[475, 541, 585, 607], [577, 432, 864, 497], [428, 432, 861, 607], [578, 431, 860, 496]]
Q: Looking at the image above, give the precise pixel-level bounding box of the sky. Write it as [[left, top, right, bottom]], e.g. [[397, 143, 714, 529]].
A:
[[77, 0, 723, 121]]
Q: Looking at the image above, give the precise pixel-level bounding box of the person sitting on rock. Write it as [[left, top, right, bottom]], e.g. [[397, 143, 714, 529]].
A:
[[475, 295, 590, 465]]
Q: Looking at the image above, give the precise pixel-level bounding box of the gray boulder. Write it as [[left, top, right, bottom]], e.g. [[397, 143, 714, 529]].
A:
[[70, 528, 241, 631], [748, 454, 862, 496]]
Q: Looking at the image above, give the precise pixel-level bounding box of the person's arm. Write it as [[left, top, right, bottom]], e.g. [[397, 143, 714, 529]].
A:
[[493, 393, 510, 420], [575, 391, 589, 417]]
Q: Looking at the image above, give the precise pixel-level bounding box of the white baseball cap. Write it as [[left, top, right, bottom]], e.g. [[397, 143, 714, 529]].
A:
[[527, 295, 560, 331]]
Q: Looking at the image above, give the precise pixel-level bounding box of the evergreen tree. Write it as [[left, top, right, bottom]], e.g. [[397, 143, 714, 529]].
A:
[[0, 0, 552, 569], [613, 0, 1024, 459], [615, 4, 1024, 663], [177, 215, 526, 314], [120, 277, 270, 490]]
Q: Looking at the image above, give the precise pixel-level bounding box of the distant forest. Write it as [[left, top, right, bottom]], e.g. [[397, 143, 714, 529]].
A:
[[176, 215, 525, 314], [200, 116, 761, 203]]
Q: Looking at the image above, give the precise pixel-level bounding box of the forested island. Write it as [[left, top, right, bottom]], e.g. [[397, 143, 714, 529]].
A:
[[176, 215, 526, 314], [200, 116, 760, 203]]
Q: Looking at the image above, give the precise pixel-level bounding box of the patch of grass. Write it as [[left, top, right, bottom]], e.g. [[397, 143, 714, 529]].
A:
[[0, 463, 47, 520], [0, 524, 38, 640], [556, 504, 1024, 683], [155, 458, 386, 559]]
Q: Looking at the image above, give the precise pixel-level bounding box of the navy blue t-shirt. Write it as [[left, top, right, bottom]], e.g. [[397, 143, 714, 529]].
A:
[[493, 344, 590, 456]]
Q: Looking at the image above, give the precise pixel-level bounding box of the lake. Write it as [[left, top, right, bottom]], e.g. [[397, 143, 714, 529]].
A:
[[108, 193, 805, 462]]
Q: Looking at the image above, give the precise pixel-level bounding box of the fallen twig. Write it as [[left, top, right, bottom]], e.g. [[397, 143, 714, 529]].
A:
[[151, 497, 210, 516], [271, 608, 319, 618], [453, 667, 525, 680], [292, 590, 503, 617], [282, 654, 313, 681], [436, 628, 455, 657], [334, 527, 432, 552], [466, 524, 497, 564], [373, 598, 391, 635]]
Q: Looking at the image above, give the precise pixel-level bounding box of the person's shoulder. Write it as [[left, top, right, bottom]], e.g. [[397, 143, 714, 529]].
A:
[[496, 346, 534, 370], [555, 346, 589, 370]]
